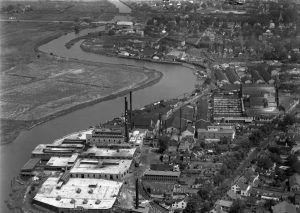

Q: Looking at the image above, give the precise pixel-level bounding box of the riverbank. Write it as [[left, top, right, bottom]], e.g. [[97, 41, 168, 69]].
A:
[[1, 21, 163, 145], [1, 56, 162, 145]]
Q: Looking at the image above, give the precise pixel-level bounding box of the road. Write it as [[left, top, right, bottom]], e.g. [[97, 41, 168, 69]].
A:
[[165, 88, 209, 120]]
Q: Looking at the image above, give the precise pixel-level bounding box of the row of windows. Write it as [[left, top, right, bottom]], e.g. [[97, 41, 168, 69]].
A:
[[90, 138, 123, 143], [70, 170, 129, 180]]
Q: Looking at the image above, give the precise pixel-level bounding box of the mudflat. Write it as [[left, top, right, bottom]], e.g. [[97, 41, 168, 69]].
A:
[[0, 3, 162, 144]]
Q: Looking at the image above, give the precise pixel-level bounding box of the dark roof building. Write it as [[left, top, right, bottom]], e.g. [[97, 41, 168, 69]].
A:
[[242, 84, 276, 97], [224, 68, 240, 84], [249, 69, 264, 83], [259, 69, 272, 84], [214, 69, 228, 83]]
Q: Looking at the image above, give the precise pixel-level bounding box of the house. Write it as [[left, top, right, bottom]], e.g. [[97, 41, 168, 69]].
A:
[[171, 199, 187, 210], [231, 178, 251, 196], [178, 140, 190, 152], [226, 190, 242, 201], [289, 173, 300, 192], [214, 200, 233, 212], [271, 201, 297, 213], [197, 125, 235, 141], [168, 140, 178, 152]]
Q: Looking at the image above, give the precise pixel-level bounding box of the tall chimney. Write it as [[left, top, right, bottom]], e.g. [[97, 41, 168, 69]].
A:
[[130, 91, 133, 130], [124, 97, 128, 142], [135, 178, 139, 209], [179, 107, 182, 136]]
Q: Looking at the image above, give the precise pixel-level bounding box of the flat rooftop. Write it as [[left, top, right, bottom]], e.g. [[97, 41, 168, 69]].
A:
[[70, 159, 132, 175], [144, 169, 180, 177], [83, 147, 136, 159], [46, 156, 76, 167], [34, 177, 122, 210]]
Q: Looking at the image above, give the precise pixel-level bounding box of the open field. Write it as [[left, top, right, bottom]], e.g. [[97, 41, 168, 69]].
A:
[[1, 58, 160, 121], [0, 3, 162, 145], [1, 0, 116, 21]]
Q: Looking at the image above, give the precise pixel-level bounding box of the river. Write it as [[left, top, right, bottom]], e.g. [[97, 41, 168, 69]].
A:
[[0, 1, 196, 212]]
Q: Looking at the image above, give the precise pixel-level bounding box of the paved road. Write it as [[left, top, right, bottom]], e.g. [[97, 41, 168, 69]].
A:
[[165, 88, 209, 120]]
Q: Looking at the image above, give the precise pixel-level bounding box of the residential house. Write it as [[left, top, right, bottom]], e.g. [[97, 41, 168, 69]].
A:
[[231, 178, 251, 197], [289, 173, 300, 192], [214, 200, 233, 212], [171, 199, 187, 210]]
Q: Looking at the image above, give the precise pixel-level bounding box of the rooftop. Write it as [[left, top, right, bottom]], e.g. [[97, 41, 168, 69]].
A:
[[21, 158, 41, 171], [70, 159, 132, 175], [83, 147, 136, 159], [144, 169, 180, 177], [46, 156, 75, 168], [34, 177, 122, 210], [215, 199, 233, 208]]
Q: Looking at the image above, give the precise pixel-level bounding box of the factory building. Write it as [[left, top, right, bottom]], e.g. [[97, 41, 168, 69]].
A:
[[197, 125, 236, 141], [86, 128, 125, 147], [142, 169, 180, 182], [33, 177, 122, 213], [81, 147, 137, 160], [69, 159, 132, 181]]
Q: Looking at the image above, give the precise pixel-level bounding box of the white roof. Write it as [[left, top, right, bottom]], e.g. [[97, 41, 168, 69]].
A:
[[70, 159, 132, 175], [46, 157, 71, 167], [116, 21, 133, 26], [34, 177, 122, 210], [84, 147, 136, 159]]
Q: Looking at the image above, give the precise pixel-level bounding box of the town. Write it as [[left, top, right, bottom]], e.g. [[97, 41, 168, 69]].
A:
[[2, 0, 300, 213]]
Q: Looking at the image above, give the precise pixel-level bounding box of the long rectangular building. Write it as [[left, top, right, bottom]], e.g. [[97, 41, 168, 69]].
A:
[[143, 169, 180, 182], [86, 128, 125, 147], [33, 177, 122, 213], [81, 147, 137, 160], [69, 159, 132, 180]]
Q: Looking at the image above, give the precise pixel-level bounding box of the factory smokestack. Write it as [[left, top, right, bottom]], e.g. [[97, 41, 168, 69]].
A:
[[124, 97, 128, 142], [130, 91, 133, 130], [179, 107, 182, 136], [135, 178, 139, 209]]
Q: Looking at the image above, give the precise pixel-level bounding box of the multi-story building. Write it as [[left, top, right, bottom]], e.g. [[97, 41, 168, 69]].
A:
[[197, 125, 235, 141], [33, 177, 122, 213], [69, 159, 132, 181], [86, 128, 125, 147]]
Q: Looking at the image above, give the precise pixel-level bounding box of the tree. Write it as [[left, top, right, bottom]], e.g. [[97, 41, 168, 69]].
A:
[[198, 188, 209, 200], [183, 196, 198, 213], [257, 155, 273, 170], [108, 30, 115, 36], [158, 136, 169, 153], [229, 199, 245, 213]]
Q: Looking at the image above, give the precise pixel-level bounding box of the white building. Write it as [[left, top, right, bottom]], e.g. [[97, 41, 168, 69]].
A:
[[171, 199, 187, 210], [69, 159, 132, 181], [82, 147, 137, 160], [33, 177, 122, 213]]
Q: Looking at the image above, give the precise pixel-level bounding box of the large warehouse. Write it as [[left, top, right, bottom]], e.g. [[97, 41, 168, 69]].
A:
[[33, 177, 123, 213]]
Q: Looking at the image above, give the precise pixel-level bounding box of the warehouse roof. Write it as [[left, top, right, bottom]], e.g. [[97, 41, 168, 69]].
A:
[[70, 159, 132, 175], [83, 147, 136, 159], [33, 177, 122, 210], [144, 169, 180, 177], [21, 158, 41, 171]]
